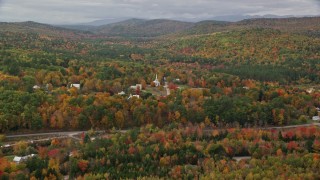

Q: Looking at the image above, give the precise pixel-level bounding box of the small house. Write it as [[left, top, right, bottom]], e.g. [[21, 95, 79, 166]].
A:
[[33, 85, 41, 90], [130, 84, 142, 90], [118, 91, 126, 95], [233, 156, 251, 163], [70, 84, 81, 90], [13, 154, 36, 163], [128, 94, 140, 100], [306, 88, 315, 94], [13, 156, 22, 163]]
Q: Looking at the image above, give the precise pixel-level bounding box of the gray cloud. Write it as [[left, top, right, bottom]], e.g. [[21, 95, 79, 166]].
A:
[[0, 0, 319, 24]]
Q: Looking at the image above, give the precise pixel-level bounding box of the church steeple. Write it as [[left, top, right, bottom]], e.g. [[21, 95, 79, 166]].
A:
[[153, 74, 160, 87]]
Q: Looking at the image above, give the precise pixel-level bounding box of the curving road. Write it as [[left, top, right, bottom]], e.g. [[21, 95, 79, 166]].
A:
[[3, 122, 320, 140], [1, 123, 319, 148]]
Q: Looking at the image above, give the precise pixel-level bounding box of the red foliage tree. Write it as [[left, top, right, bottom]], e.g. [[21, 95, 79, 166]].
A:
[[48, 149, 59, 158], [168, 83, 178, 90], [287, 141, 298, 151], [78, 160, 89, 172]]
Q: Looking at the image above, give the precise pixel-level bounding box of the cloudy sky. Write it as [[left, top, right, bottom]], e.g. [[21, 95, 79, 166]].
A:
[[0, 0, 319, 24]]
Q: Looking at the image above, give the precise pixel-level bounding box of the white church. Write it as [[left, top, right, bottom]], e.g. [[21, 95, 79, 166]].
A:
[[153, 74, 161, 87]]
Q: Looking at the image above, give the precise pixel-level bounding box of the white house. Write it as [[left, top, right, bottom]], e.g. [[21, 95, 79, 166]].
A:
[[0, 144, 10, 148], [70, 84, 81, 90], [22, 154, 36, 160], [13, 156, 22, 163], [312, 116, 320, 121], [127, 94, 140, 100], [306, 88, 315, 94], [33, 85, 41, 90], [130, 84, 142, 90], [14, 154, 36, 163], [118, 91, 126, 95]]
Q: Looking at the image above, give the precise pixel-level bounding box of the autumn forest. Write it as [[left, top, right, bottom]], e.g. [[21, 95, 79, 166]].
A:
[[0, 17, 320, 179]]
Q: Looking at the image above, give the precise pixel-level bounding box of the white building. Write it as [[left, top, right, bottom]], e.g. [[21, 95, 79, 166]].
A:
[[306, 88, 315, 94], [312, 116, 320, 121], [13, 156, 22, 163], [130, 84, 142, 90], [13, 154, 36, 163], [153, 74, 160, 87], [33, 85, 41, 90], [127, 94, 140, 100], [118, 91, 126, 95], [70, 84, 81, 90]]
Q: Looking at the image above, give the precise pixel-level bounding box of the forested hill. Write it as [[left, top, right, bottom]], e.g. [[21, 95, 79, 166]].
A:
[[82, 16, 320, 37], [94, 18, 194, 37], [233, 17, 320, 37], [0, 21, 92, 38], [73, 16, 320, 37], [178, 17, 320, 37], [0, 16, 320, 133], [160, 28, 320, 82], [163, 28, 320, 64]]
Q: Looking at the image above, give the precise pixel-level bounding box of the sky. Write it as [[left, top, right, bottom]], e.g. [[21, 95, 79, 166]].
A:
[[0, 0, 319, 24]]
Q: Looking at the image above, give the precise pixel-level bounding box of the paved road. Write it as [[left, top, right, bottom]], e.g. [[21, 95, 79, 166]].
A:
[[1, 130, 131, 148], [5, 123, 320, 138], [1, 135, 69, 148], [202, 123, 320, 134], [6, 131, 88, 138], [261, 123, 320, 129], [2, 131, 105, 148], [5, 130, 129, 139]]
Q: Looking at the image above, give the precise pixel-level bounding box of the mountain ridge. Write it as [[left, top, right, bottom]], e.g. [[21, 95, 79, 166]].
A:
[[1, 16, 320, 38]]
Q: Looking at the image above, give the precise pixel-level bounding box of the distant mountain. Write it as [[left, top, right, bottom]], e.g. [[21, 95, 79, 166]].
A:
[[211, 14, 295, 22], [0, 21, 90, 38], [57, 18, 132, 32], [58, 24, 96, 32], [94, 18, 194, 37], [62, 16, 320, 37], [79, 18, 131, 26], [101, 18, 147, 27], [2, 16, 320, 38]]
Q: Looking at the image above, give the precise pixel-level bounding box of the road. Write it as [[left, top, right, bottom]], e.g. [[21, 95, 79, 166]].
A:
[[1, 123, 319, 157], [202, 123, 320, 133], [5, 131, 89, 138], [261, 123, 320, 129], [2, 131, 106, 148], [5, 123, 320, 138]]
